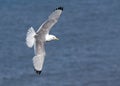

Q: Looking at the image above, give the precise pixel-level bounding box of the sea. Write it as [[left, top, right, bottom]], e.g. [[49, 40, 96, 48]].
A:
[[0, 0, 120, 86]]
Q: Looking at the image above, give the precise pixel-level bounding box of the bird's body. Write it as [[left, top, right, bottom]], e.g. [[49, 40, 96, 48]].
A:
[[26, 7, 63, 75]]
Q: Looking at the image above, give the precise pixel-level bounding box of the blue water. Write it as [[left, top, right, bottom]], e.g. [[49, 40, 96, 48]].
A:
[[0, 0, 120, 86]]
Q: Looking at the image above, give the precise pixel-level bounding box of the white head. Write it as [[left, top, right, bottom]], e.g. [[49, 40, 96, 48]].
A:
[[45, 34, 59, 41]]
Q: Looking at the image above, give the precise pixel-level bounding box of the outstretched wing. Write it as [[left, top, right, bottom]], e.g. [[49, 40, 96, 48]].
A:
[[36, 7, 63, 36], [33, 40, 46, 74]]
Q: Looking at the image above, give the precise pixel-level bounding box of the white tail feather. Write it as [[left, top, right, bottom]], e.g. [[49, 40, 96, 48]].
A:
[[26, 27, 36, 48]]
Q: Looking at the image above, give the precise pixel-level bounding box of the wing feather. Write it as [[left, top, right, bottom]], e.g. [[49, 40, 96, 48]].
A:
[[36, 8, 63, 35], [33, 40, 45, 71]]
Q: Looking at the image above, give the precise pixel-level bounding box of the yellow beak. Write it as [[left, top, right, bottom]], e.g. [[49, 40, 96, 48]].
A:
[[55, 37, 59, 40]]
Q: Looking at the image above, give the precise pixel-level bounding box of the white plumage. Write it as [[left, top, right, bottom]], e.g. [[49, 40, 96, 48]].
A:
[[26, 27, 36, 48], [26, 7, 63, 75]]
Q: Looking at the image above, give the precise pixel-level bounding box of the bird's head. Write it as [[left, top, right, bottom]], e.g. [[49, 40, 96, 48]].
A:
[[46, 35, 59, 41], [50, 35, 59, 41]]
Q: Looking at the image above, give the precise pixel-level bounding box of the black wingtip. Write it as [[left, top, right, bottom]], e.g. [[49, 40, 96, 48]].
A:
[[56, 7, 63, 11], [34, 69, 42, 75]]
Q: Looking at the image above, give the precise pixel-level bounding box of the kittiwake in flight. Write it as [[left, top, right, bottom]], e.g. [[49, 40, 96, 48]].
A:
[[26, 7, 63, 75]]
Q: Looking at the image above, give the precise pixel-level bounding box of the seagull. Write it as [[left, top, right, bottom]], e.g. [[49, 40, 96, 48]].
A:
[[26, 7, 63, 75]]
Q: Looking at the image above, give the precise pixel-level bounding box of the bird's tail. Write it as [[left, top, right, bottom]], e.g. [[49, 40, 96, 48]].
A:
[[26, 27, 36, 48]]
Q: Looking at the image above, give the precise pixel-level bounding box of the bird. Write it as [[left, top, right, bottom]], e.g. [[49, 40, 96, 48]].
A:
[[26, 7, 63, 75]]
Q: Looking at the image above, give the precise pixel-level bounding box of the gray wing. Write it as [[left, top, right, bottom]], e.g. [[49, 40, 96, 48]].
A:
[[36, 7, 63, 36], [33, 39, 46, 74]]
